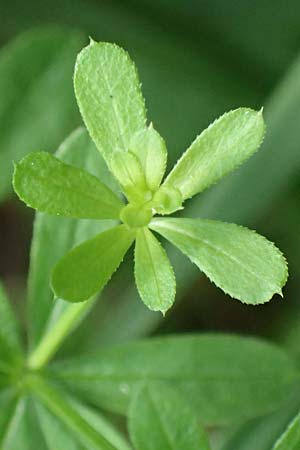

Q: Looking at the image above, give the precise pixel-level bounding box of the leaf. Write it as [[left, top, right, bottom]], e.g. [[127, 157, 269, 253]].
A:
[[271, 411, 300, 450], [150, 218, 287, 304], [110, 151, 149, 203], [51, 225, 135, 302], [50, 334, 299, 425], [13, 151, 123, 219], [74, 40, 146, 165], [0, 27, 84, 200], [0, 389, 18, 444], [222, 390, 300, 450], [1, 397, 47, 450], [35, 401, 83, 450], [129, 125, 167, 191], [134, 228, 175, 313], [0, 281, 22, 355], [164, 108, 265, 200], [30, 375, 120, 450], [27, 127, 117, 348], [35, 397, 132, 450], [128, 382, 211, 450]]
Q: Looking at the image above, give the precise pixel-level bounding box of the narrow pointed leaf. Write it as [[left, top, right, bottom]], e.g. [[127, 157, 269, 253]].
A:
[[134, 228, 175, 313], [14, 151, 123, 219], [30, 376, 119, 450], [272, 411, 300, 450], [51, 334, 298, 425], [130, 125, 167, 191], [129, 382, 211, 450], [35, 398, 132, 450], [0, 282, 22, 355], [164, 108, 265, 200], [52, 225, 135, 302], [74, 41, 146, 165], [150, 218, 287, 304], [0, 390, 18, 444], [2, 397, 47, 450]]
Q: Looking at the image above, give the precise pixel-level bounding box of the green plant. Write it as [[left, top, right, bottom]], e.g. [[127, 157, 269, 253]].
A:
[[1, 38, 299, 450], [13, 40, 287, 314]]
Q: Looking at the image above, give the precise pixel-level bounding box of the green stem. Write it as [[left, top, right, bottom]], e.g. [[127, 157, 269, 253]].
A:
[[27, 299, 94, 371], [27, 374, 119, 450]]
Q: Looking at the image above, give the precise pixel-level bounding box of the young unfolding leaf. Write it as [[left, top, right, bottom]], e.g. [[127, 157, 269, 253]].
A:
[[74, 41, 146, 164], [164, 108, 265, 200], [272, 411, 300, 450], [134, 228, 175, 313], [13, 152, 123, 220], [110, 151, 149, 203], [129, 125, 167, 191], [129, 382, 210, 450], [50, 334, 298, 425], [150, 218, 287, 304], [52, 225, 135, 302]]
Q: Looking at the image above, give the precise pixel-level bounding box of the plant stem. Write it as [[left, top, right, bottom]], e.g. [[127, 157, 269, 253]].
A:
[[27, 374, 120, 450], [27, 299, 94, 371]]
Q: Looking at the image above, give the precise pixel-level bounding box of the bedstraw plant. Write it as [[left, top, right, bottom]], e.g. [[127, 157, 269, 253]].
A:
[[0, 38, 298, 450]]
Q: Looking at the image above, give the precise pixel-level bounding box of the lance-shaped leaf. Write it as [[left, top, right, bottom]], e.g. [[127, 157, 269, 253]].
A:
[[50, 334, 298, 425], [150, 218, 287, 304], [129, 125, 167, 191], [134, 228, 175, 313], [129, 382, 211, 450], [13, 152, 124, 219], [1, 397, 47, 450], [272, 411, 300, 450], [51, 225, 135, 302], [74, 41, 146, 164], [164, 108, 265, 200], [0, 282, 22, 355]]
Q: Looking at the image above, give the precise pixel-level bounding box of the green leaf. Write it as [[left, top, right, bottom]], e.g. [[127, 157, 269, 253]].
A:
[[0, 27, 84, 200], [0, 389, 18, 444], [222, 391, 300, 450], [0, 281, 22, 355], [13, 151, 123, 219], [134, 228, 175, 313], [150, 218, 287, 304], [35, 400, 83, 450], [271, 411, 300, 450], [50, 334, 298, 425], [52, 225, 135, 302], [27, 128, 117, 348], [128, 382, 211, 450], [35, 397, 132, 450], [110, 151, 149, 203], [129, 125, 167, 191], [30, 375, 119, 450], [164, 108, 265, 200], [74, 40, 146, 165], [1, 397, 47, 450]]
